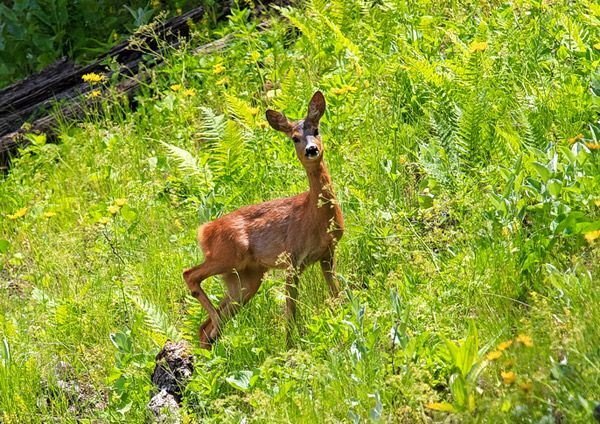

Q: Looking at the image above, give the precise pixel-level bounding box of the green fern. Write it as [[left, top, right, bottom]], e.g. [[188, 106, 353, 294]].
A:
[[197, 106, 225, 143], [159, 141, 201, 175], [225, 94, 257, 130], [128, 293, 181, 341]]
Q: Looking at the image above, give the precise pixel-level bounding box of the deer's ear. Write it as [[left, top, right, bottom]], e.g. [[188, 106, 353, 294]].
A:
[[266, 110, 293, 133], [306, 91, 326, 126]]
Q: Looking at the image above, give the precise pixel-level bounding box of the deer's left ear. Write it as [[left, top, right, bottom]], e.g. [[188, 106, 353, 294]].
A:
[[306, 91, 326, 126]]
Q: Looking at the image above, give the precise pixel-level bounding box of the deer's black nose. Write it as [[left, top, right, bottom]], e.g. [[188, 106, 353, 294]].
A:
[[305, 145, 319, 157]]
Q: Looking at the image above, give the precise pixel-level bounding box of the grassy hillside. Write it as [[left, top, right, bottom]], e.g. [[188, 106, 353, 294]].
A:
[[1, 1, 599, 422]]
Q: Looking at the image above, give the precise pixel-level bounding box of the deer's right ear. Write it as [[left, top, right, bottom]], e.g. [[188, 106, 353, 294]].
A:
[[266, 110, 293, 133]]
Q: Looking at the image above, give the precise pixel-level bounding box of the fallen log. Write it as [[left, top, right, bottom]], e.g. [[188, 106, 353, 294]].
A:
[[0, 4, 216, 170], [0, 1, 285, 170]]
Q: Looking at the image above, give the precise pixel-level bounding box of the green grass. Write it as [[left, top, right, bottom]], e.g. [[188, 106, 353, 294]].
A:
[[1, 1, 599, 422]]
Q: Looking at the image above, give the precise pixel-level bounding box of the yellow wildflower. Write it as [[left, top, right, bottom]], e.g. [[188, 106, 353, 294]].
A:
[[81, 73, 105, 84], [425, 402, 455, 412], [7, 207, 28, 220], [584, 230, 600, 243], [213, 63, 226, 74], [515, 334, 533, 347], [216, 77, 230, 86], [497, 340, 513, 351], [108, 205, 120, 215], [170, 84, 182, 92], [97, 217, 110, 225], [331, 85, 358, 96], [114, 198, 127, 207], [183, 88, 196, 97], [501, 371, 516, 385], [250, 51, 261, 62], [486, 350, 502, 361], [567, 133, 583, 144], [43, 212, 57, 218], [519, 381, 533, 392], [87, 90, 101, 99], [585, 142, 600, 150], [470, 41, 488, 53]]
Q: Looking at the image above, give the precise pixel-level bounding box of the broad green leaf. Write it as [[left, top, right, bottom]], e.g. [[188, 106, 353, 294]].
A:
[[546, 179, 562, 197], [226, 370, 254, 391], [460, 321, 479, 375], [120, 205, 137, 223], [530, 162, 551, 182], [449, 373, 467, 409]]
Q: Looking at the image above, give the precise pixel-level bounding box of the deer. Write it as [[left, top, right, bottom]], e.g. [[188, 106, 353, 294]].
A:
[[182, 91, 344, 349]]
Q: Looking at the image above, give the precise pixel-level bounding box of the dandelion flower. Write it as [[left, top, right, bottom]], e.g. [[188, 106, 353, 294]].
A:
[[501, 371, 516, 385], [497, 340, 513, 351], [7, 207, 28, 220], [43, 212, 57, 218], [585, 142, 600, 150], [425, 402, 455, 412], [486, 350, 502, 361], [470, 41, 488, 52], [332, 85, 358, 96], [250, 51, 261, 62], [114, 198, 127, 207], [87, 90, 101, 99], [519, 381, 533, 392], [584, 230, 600, 243], [213, 63, 226, 74], [108, 205, 120, 215], [82, 73, 105, 84], [183, 88, 196, 97], [515, 334, 533, 347], [567, 133, 583, 144], [170, 84, 182, 92]]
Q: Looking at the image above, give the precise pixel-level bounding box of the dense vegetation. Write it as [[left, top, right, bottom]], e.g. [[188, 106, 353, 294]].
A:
[[1, 0, 599, 422], [0, 0, 200, 88]]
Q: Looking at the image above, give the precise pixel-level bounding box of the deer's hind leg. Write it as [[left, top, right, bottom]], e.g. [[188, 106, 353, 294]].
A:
[[183, 259, 230, 342], [199, 267, 266, 348]]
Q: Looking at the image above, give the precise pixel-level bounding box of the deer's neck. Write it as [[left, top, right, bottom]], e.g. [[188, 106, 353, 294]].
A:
[[306, 162, 336, 208]]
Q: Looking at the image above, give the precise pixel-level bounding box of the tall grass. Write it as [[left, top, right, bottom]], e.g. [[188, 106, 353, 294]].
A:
[[1, 0, 599, 422]]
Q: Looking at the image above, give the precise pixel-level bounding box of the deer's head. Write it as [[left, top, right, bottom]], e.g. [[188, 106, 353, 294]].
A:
[[266, 91, 326, 167]]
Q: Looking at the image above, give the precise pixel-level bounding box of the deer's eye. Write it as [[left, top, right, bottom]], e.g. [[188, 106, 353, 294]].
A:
[[292, 136, 301, 143], [314, 128, 319, 136]]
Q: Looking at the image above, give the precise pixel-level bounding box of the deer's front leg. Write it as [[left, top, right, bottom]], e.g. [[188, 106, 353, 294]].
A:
[[320, 250, 339, 297], [285, 271, 300, 347]]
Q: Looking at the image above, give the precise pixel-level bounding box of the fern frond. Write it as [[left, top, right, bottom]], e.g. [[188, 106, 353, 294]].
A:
[[224, 94, 257, 129], [160, 141, 200, 175], [318, 13, 362, 63], [128, 293, 181, 341], [279, 7, 320, 51], [197, 107, 225, 142]]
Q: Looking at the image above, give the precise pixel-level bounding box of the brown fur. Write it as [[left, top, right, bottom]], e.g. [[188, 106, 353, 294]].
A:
[[183, 91, 344, 349]]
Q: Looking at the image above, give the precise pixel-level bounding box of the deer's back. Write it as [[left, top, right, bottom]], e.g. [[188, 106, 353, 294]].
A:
[[197, 192, 338, 270]]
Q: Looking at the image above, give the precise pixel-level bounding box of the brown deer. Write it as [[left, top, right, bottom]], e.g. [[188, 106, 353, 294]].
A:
[[182, 91, 344, 349]]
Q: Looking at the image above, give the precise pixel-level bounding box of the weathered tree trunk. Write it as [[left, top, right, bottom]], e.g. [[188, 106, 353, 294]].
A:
[[0, 1, 286, 170]]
